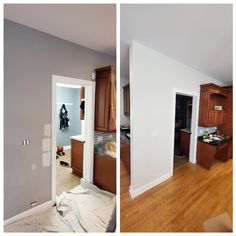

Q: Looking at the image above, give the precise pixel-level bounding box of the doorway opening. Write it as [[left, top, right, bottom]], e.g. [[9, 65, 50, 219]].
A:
[[51, 75, 95, 203], [173, 94, 193, 169], [55, 84, 83, 196]]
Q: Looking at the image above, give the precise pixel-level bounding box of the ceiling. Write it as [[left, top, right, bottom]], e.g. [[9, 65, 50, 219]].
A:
[[4, 4, 116, 57], [121, 4, 232, 85]]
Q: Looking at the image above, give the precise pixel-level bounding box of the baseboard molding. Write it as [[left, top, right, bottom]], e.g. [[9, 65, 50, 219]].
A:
[[63, 145, 71, 150], [129, 172, 172, 198], [4, 200, 53, 226]]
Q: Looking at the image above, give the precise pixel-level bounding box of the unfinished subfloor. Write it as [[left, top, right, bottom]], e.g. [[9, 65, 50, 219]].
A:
[[120, 159, 232, 232], [56, 149, 80, 195]]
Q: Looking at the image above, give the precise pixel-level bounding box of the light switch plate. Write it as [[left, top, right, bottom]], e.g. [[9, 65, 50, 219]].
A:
[[44, 124, 51, 137], [42, 138, 51, 152], [42, 152, 51, 167]]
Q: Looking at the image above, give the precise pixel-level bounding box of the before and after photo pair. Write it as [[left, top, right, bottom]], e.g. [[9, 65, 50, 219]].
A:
[[3, 1, 234, 234]]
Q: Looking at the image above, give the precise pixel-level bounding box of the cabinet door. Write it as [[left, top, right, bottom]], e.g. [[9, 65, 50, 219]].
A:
[[120, 143, 130, 174], [215, 142, 229, 162], [71, 139, 84, 177], [95, 71, 111, 131], [221, 111, 227, 125], [227, 140, 232, 160], [208, 110, 218, 126], [180, 131, 191, 157], [95, 66, 116, 132], [216, 111, 223, 125], [108, 70, 116, 131]]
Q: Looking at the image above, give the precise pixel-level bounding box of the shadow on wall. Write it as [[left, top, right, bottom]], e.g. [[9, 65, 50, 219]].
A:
[[56, 86, 81, 147]]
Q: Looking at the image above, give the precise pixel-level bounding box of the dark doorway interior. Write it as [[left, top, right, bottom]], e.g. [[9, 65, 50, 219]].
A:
[[174, 94, 193, 169]]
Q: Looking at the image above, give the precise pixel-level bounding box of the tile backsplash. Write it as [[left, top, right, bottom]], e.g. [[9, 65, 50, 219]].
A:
[[94, 131, 116, 144], [197, 126, 217, 137]]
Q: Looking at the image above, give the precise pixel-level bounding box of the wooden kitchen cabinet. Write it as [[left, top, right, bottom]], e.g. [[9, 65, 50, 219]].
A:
[[71, 139, 84, 177], [95, 65, 116, 132], [123, 84, 130, 116], [120, 142, 130, 174], [180, 130, 191, 157], [215, 142, 229, 162], [198, 83, 228, 127], [94, 154, 116, 194], [219, 86, 233, 159], [197, 141, 216, 170], [197, 140, 229, 169]]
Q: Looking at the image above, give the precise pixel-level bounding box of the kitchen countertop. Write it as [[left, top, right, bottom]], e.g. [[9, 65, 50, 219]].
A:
[[198, 134, 231, 146], [70, 135, 85, 143], [180, 128, 191, 134]]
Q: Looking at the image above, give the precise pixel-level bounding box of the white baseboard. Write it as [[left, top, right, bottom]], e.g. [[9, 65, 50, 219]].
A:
[[63, 145, 71, 150], [4, 200, 53, 226], [129, 172, 172, 198]]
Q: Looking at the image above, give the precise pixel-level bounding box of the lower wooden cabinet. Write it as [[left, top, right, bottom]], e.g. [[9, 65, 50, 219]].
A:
[[180, 131, 191, 157], [227, 140, 233, 160], [94, 154, 116, 194], [215, 142, 229, 162], [197, 141, 217, 170], [120, 143, 130, 174], [197, 140, 229, 169], [71, 139, 84, 177]]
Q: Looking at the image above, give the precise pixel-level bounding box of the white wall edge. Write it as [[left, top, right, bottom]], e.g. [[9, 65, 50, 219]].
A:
[[4, 200, 53, 226], [129, 172, 172, 199]]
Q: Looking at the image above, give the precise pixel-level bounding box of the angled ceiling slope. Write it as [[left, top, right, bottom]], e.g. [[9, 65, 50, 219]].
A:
[[121, 4, 232, 85], [4, 4, 116, 57]]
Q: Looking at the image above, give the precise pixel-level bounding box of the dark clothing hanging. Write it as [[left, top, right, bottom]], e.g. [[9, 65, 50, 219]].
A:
[[59, 104, 70, 130]]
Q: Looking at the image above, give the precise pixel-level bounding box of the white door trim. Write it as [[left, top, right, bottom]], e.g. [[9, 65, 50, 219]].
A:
[[170, 88, 199, 174], [51, 75, 95, 204]]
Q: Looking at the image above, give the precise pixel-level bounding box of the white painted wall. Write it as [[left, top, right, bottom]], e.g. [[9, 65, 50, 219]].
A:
[[120, 77, 130, 126], [129, 41, 225, 196]]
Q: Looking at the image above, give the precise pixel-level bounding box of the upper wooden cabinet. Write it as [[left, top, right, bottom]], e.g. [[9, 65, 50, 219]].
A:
[[198, 83, 229, 127], [95, 65, 116, 132], [123, 83, 130, 116]]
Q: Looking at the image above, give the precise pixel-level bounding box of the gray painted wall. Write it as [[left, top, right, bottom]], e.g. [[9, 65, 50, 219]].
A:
[[56, 87, 81, 147], [4, 19, 115, 220]]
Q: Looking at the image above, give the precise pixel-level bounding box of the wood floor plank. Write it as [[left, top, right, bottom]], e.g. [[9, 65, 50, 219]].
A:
[[120, 159, 232, 232]]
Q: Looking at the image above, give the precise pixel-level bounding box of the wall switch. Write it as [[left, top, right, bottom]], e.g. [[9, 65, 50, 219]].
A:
[[92, 71, 96, 81], [22, 139, 30, 146], [97, 136, 103, 142]]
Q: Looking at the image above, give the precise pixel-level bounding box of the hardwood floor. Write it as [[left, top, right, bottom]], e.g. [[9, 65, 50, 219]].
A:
[[120, 159, 232, 232]]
